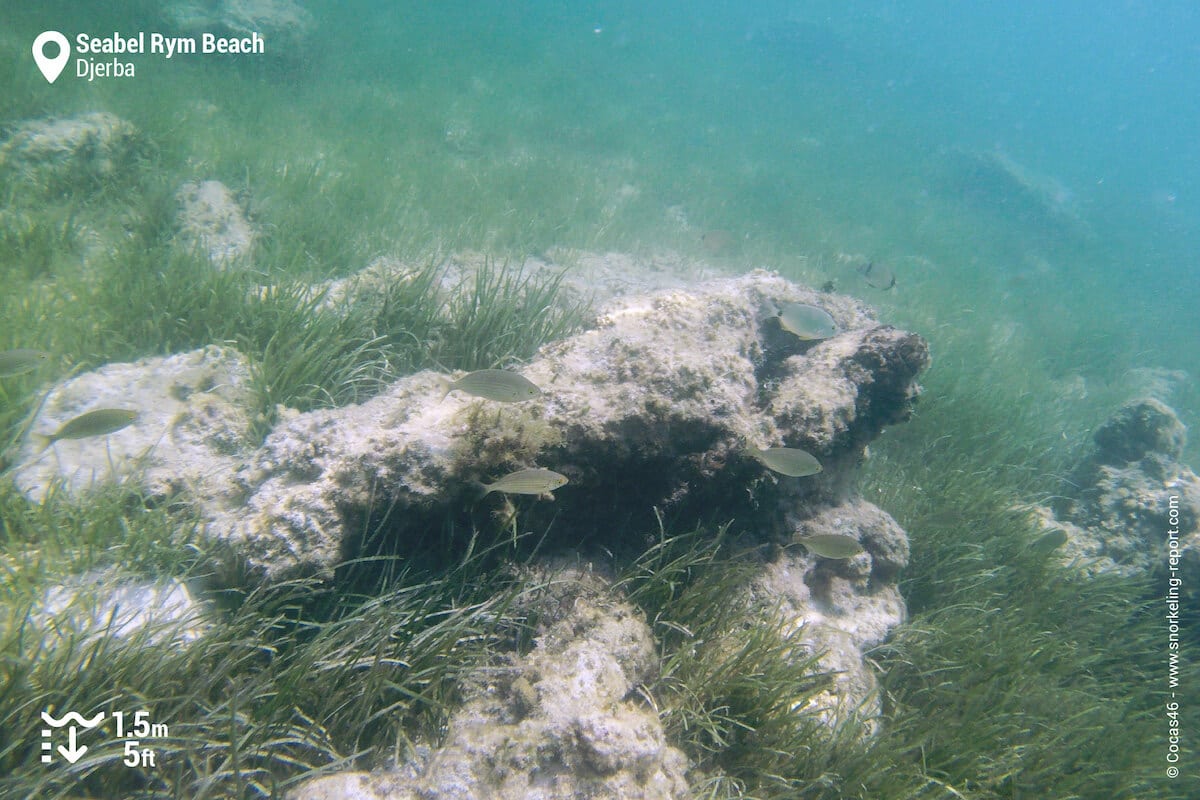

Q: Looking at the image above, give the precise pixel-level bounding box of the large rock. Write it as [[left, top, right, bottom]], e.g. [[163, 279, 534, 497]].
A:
[[201, 269, 926, 583], [1032, 398, 1200, 601], [164, 0, 315, 54], [0, 111, 146, 193], [290, 566, 689, 800], [175, 179, 257, 265], [14, 269, 927, 584], [13, 345, 257, 504]]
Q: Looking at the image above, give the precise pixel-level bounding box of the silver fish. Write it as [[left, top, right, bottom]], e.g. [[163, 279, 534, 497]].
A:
[[795, 533, 864, 559], [775, 302, 837, 340], [857, 261, 896, 290], [437, 369, 542, 403], [748, 446, 823, 477], [34, 408, 138, 453], [0, 349, 50, 377], [477, 468, 568, 498]]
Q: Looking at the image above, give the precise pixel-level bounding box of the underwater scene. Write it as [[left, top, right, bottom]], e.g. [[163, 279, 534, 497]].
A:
[[1, 1, 1198, 798]]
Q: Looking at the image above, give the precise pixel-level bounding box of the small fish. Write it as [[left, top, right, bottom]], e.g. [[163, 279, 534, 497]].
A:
[[437, 369, 543, 403], [33, 408, 139, 453], [857, 261, 896, 290], [1029, 529, 1068, 558], [795, 533, 864, 559], [747, 446, 823, 477], [0, 349, 50, 377], [476, 468, 568, 499], [774, 302, 837, 340]]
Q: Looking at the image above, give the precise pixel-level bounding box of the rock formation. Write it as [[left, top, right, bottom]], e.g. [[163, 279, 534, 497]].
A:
[[1031, 398, 1200, 602], [12, 261, 930, 796]]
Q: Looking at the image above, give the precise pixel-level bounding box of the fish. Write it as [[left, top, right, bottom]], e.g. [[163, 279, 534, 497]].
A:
[[857, 261, 896, 290], [795, 533, 864, 559], [774, 302, 837, 340], [1029, 528, 1068, 558], [0, 349, 50, 377], [437, 369, 543, 403], [33, 408, 139, 453], [747, 446, 823, 477], [476, 468, 568, 499]]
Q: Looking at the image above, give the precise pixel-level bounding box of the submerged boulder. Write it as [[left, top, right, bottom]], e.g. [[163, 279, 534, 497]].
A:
[[199, 269, 926, 583], [13, 268, 928, 595], [12, 345, 257, 504], [290, 566, 689, 800], [12, 259, 930, 793], [1033, 398, 1200, 602], [0, 111, 147, 194], [175, 179, 257, 266]]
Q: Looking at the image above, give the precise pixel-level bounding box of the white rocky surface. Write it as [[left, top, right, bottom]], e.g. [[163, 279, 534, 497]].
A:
[[290, 566, 689, 800], [176, 179, 257, 265], [198, 269, 925, 583], [13, 345, 257, 504], [1030, 397, 1200, 600], [29, 570, 209, 647], [757, 499, 910, 729]]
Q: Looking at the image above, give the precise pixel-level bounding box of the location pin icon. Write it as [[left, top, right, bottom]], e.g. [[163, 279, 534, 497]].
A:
[[32, 31, 70, 84]]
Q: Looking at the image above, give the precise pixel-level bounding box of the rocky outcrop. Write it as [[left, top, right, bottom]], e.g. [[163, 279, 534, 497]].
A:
[[1031, 398, 1200, 601], [12, 261, 929, 794], [290, 566, 688, 800], [175, 179, 257, 265], [194, 269, 926, 584], [15, 269, 927, 590], [13, 345, 256, 504], [757, 499, 909, 732], [0, 111, 147, 193], [164, 0, 315, 54]]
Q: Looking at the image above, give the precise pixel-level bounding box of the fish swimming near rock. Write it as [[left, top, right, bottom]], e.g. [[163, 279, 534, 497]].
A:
[[437, 369, 543, 403], [772, 302, 837, 340], [747, 446, 823, 477], [794, 533, 864, 559], [33, 408, 139, 453], [857, 261, 896, 290], [476, 468, 568, 499], [1029, 528, 1068, 558], [0, 349, 50, 377]]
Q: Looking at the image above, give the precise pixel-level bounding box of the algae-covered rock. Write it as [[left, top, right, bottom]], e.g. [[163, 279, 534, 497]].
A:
[[196, 269, 926, 582], [0, 111, 147, 194], [1033, 398, 1200, 602], [175, 179, 257, 266], [757, 499, 910, 729], [12, 345, 257, 504], [289, 565, 689, 800], [164, 0, 315, 54]]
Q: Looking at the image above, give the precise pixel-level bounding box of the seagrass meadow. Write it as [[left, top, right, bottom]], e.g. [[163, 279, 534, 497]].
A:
[[1, 2, 1198, 798]]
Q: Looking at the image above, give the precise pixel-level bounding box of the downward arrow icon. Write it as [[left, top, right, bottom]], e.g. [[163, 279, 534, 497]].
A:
[[58, 726, 87, 764]]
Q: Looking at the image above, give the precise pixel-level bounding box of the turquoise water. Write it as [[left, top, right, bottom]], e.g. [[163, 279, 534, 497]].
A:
[[3, 1, 1198, 796]]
